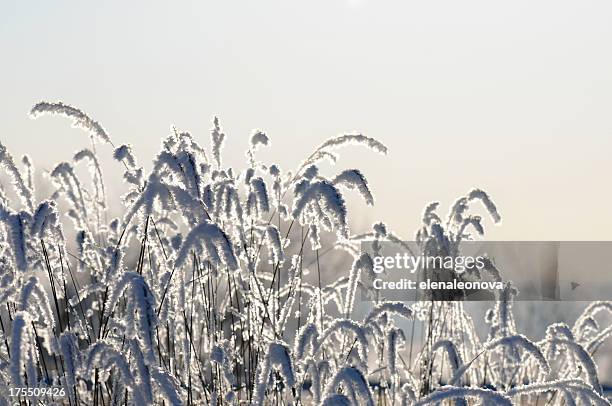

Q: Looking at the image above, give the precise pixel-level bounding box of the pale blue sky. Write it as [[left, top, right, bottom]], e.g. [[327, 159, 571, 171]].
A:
[[1, 0, 612, 239]]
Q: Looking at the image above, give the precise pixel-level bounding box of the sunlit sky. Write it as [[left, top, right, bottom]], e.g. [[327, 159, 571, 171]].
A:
[[1, 0, 612, 239]]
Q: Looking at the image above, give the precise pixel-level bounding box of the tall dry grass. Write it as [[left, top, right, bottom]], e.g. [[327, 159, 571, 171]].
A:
[[0, 101, 608, 405]]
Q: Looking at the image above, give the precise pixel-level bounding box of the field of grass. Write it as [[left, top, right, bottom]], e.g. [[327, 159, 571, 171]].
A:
[[0, 101, 609, 405]]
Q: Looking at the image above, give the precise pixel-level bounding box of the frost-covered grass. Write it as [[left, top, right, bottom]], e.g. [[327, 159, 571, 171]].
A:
[[0, 101, 609, 405]]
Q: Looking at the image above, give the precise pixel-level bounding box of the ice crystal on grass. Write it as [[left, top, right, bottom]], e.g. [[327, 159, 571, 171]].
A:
[[414, 386, 513, 406], [322, 366, 374, 406], [30, 101, 112, 144], [174, 220, 238, 270], [333, 169, 374, 205], [0, 142, 34, 211], [0, 102, 607, 405], [292, 180, 348, 238], [254, 341, 295, 405], [105, 272, 158, 364], [9, 312, 31, 387]]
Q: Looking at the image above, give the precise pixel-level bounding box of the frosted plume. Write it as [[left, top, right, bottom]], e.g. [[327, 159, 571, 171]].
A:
[[30, 101, 112, 144], [175, 220, 239, 270]]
